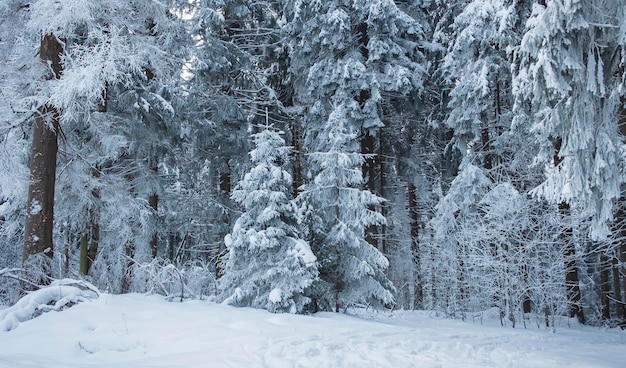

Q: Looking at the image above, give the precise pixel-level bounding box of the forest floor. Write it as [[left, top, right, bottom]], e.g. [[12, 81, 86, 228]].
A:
[[0, 293, 624, 367]]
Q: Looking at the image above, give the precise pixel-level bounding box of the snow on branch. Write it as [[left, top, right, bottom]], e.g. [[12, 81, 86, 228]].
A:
[[0, 279, 99, 331]]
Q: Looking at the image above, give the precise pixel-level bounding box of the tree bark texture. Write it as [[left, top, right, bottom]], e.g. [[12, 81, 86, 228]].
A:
[[86, 168, 101, 276], [291, 123, 303, 198], [599, 252, 611, 320], [408, 183, 422, 309], [22, 34, 63, 286], [149, 190, 159, 259]]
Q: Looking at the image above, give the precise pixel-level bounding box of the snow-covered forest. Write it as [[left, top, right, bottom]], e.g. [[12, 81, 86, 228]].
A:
[[1, 0, 626, 332]]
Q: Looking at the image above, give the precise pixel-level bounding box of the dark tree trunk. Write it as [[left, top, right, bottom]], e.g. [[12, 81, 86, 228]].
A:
[[361, 128, 377, 192], [611, 255, 624, 320], [121, 172, 136, 293], [292, 123, 303, 197], [79, 232, 88, 275], [611, 204, 626, 321], [355, 20, 379, 248], [600, 252, 611, 321], [86, 178, 101, 275], [481, 127, 492, 171], [522, 260, 531, 314], [621, 244, 626, 322], [80, 81, 106, 277], [149, 163, 158, 259], [361, 128, 378, 247], [560, 206, 584, 323], [408, 183, 422, 309], [168, 232, 177, 262], [121, 242, 135, 293], [613, 94, 626, 323], [149, 192, 158, 258], [379, 132, 387, 255], [22, 34, 64, 287], [554, 137, 585, 324], [219, 167, 231, 195]]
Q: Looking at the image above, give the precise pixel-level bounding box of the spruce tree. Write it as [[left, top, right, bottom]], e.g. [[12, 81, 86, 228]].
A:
[[220, 128, 318, 313], [514, 0, 626, 323], [300, 103, 395, 311]]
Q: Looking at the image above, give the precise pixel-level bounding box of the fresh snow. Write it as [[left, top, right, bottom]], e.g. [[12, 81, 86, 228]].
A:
[[0, 279, 98, 331], [289, 239, 317, 267], [268, 288, 282, 303], [0, 294, 624, 367]]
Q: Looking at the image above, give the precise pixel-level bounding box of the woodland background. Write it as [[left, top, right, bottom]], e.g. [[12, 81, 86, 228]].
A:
[[1, 0, 625, 327]]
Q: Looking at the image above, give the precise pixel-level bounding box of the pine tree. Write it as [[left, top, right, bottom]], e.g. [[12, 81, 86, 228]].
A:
[[220, 128, 318, 313], [300, 103, 394, 311], [0, 0, 190, 292], [514, 0, 626, 323], [180, 0, 281, 270], [515, 0, 624, 239], [284, 0, 426, 312]]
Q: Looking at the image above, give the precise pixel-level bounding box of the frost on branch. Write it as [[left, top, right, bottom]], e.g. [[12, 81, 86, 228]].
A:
[[0, 279, 99, 331], [28, 0, 96, 37]]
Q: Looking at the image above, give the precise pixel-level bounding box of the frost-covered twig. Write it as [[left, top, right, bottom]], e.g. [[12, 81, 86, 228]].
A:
[[0, 268, 41, 290]]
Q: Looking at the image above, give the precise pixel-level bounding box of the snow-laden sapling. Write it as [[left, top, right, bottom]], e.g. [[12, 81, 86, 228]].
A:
[[219, 128, 318, 313]]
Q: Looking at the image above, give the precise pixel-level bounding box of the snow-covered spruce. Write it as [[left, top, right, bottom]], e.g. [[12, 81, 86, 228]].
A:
[[514, 0, 625, 239], [219, 128, 318, 313], [300, 105, 395, 312]]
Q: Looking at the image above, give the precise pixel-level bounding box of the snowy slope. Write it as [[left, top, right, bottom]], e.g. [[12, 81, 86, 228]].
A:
[[0, 293, 624, 368]]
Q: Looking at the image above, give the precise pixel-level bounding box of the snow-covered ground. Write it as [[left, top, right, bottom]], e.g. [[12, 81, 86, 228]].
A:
[[0, 293, 624, 368]]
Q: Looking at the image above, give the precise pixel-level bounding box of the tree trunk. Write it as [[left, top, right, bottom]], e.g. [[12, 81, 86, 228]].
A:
[[611, 255, 624, 320], [219, 166, 231, 195], [361, 129, 377, 192], [610, 201, 626, 321], [149, 163, 158, 259], [79, 232, 88, 275], [610, 200, 626, 322], [379, 132, 387, 255], [599, 252, 611, 320], [481, 127, 492, 171], [613, 93, 626, 323], [616, 92, 626, 323], [121, 242, 135, 293], [292, 123, 303, 197], [522, 262, 532, 314], [621, 243, 626, 322], [168, 232, 177, 262], [22, 34, 64, 287], [355, 20, 378, 248], [149, 192, 158, 258], [86, 181, 100, 276], [408, 183, 422, 309], [361, 128, 377, 247], [122, 172, 136, 293], [554, 137, 585, 324], [560, 213, 584, 323]]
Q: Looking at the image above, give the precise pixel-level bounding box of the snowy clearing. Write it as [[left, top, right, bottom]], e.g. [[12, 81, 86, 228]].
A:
[[0, 293, 624, 368]]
